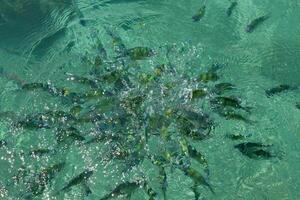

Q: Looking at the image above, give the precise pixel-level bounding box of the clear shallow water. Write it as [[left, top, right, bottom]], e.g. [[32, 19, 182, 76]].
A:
[[0, 0, 300, 199]]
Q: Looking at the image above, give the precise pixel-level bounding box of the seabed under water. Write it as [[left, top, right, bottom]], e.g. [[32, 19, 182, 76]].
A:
[[0, 1, 300, 200]]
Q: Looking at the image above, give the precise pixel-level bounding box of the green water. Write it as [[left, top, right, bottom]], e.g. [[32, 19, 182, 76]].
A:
[[0, 0, 300, 199]]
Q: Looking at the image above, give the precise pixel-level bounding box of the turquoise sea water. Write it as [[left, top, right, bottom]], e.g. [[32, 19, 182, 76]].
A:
[[0, 0, 300, 199]]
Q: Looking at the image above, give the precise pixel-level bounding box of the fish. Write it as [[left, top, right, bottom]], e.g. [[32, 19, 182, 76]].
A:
[[187, 145, 208, 168], [296, 102, 300, 109], [100, 181, 140, 200], [184, 167, 214, 193], [142, 181, 158, 199], [66, 73, 98, 88], [211, 96, 251, 113], [176, 109, 213, 140], [15, 118, 51, 130], [245, 15, 269, 33], [0, 139, 7, 147], [154, 64, 167, 76], [198, 63, 223, 82], [191, 88, 207, 100], [90, 55, 104, 75], [0, 67, 26, 86], [158, 166, 168, 200], [192, 6, 206, 22], [81, 89, 112, 100], [265, 84, 296, 97], [69, 105, 83, 117], [15, 111, 76, 130], [55, 127, 85, 144], [12, 166, 27, 184], [198, 72, 219, 82], [226, 2, 238, 17], [0, 111, 19, 121], [21, 82, 84, 104], [179, 138, 208, 168], [234, 142, 275, 159], [104, 26, 127, 56], [29, 149, 52, 157], [61, 169, 93, 191], [21, 82, 54, 94], [226, 133, 251, 140], [126, 47, 154, 60], [218, 109, 254, 124], [63, 41, 75, 53], [82, 182, 92, 196], [28, 162, 65, 196], [213, 82, 235, 94], [121, 94, 145, 112]]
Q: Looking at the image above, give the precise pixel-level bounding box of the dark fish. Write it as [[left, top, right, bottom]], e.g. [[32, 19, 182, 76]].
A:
[[44, 110, 76, 121], [104, 26, 127, 56], [198, 63, 223, 82], [176, 109, 213, 140], [211, 96, 251, 113], [82, 182, 92, 196], [81, 89, 110, 100], [0, 139, 7, 147], [12, 166, 27, 184], [29, 149, 52, 157], [198, 72, 219, 82], [184, 167, 214, 193], [63, 41, 75, 53], [61, 169, 93, 191], [21, 83, 45, 91], [127, 47, 154, 60], [21, 82, 64, 97], [191, 88, 207, 100], [88, 35, 108, 75], [187, 145, 208, 168], [100, 181, 140, 200], [234, 142, 274, 159], [22, 82, 84, 104], [15, 118, 51, 130], [28, 162, 65, 196], [69, 105, 83, 117], [90, 55, 104, 75], [154, 64, 167, 76], [66, 73, 98, 88], [122, 94, 145, 112], [30, 28, 66, 59], [158, 167, 167, 200], [55, 127, 85, 144], [213, 82, 235, 94], [0, 111, 19, 121], [62, 91, 84, 104], [16, 111, 76, 130], [97, 70, 121, 84], [142, 181, 158, 199], [192, 6, 206, 22], [95, 38, 108, 60], [266, 84, 295, 97], [245, 15, 269, 33], [296, 102, 300, 109], [0, 67, 26, 86], [226, 133, 251, 140], [218, 109, 254, 124], [226, 2, 237, 17], [179, 138, 208, 168], [94, 55, 103, 66]]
